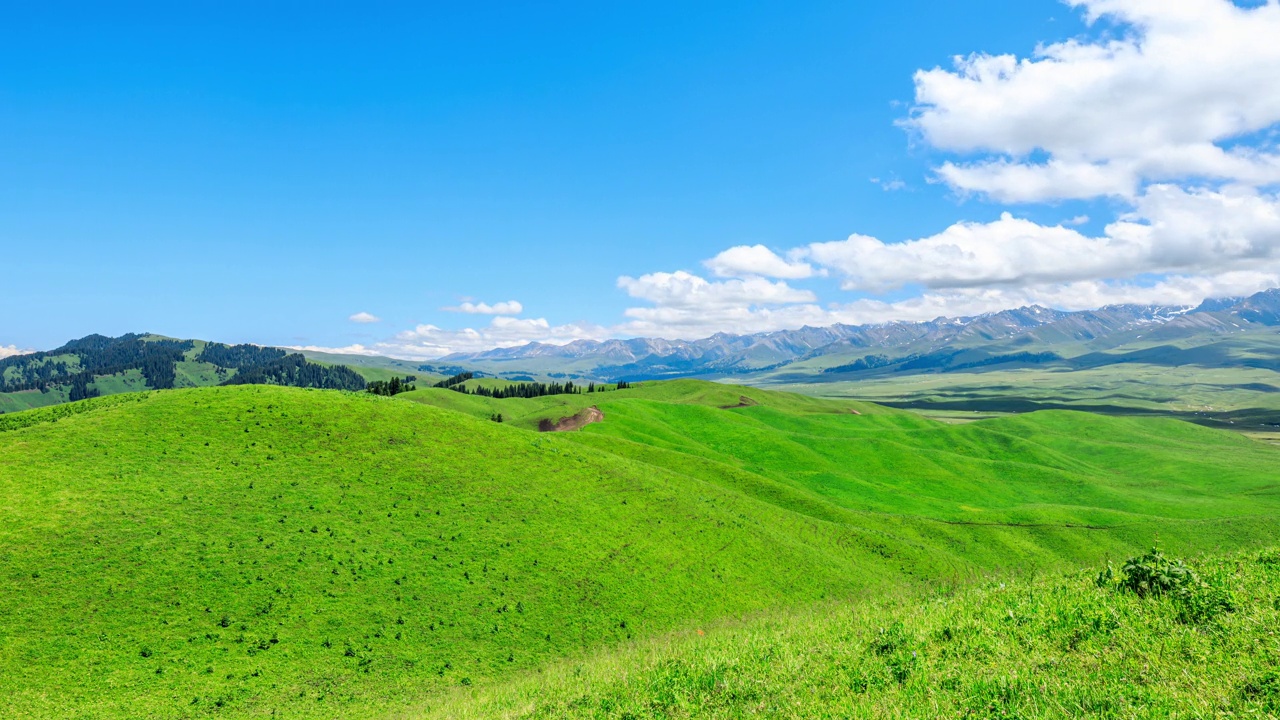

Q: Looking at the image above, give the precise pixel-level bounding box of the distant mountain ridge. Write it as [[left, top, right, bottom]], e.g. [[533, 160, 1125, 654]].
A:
[[441, 289, 1280, 381], [0, 334, 371, 413], [5, 289, 1278, 409]]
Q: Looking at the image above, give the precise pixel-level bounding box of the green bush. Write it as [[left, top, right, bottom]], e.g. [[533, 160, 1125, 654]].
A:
[[1118, 546, 1196, 598], [1105, 547, 1236, 625]]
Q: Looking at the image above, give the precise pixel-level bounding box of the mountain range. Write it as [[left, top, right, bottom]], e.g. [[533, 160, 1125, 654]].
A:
[[5, 289, 1278, 417], [441, 288, 1280, 382]]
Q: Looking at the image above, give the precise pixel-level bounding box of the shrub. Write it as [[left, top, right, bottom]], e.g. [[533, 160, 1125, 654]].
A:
[[1118, 547, 1196, 598], [1104, 547, 1236, 625]]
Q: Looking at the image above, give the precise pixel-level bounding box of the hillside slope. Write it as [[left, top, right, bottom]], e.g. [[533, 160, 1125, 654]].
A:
[[407, 380, 1280, 536], [3, 382, 1279, 718], [419, 547, 1280, 719], [0, 334, 373, 413], [0, 386, 898, 718]]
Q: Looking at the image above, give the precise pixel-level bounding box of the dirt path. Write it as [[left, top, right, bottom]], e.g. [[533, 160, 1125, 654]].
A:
[[538, 406, 605, 432]]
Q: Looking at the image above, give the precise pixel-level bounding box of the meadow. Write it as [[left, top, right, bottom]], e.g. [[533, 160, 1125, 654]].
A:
[[776, 362, 1280, 431], [417, 546, 1280, 719], [2, 380, 1278, 717]]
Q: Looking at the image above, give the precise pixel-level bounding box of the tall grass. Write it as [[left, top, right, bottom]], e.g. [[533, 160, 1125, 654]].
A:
[[416, 547, 1280, 719]]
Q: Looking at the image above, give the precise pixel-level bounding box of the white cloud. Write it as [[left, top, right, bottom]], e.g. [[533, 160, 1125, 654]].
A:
[[619, 271, 816, 307], [367, 316, 607, 359], [287, 343, 383, 357], [806, 216, 1119, 292], [348, 312, 381, 324], [703, 245, 815, 279], [0, 345, 32, 359], [610, 271, 827, 338], [315, 0, 1280, 353], [870, 176, 908, 192], [803, 185, 1280, 292], [908, 0, 1280, 201], [606, 181, 1280, 339], [446, 300, 524, 315], [616, 269, 1280, 339]]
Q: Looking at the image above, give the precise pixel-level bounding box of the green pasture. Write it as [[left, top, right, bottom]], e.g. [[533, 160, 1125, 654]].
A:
[[2, 380, 1279, 718]]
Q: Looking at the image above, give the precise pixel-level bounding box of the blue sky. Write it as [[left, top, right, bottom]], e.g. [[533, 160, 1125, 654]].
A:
[[4, 1, 1279, 358]]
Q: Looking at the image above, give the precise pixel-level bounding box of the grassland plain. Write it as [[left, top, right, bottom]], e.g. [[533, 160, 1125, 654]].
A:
[[768, 361, 1280, 431], [412, 547, 1280, 719], [2, 381, 1279, 718]]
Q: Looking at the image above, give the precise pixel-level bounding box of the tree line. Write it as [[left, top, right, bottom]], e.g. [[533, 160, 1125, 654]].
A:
[[441, 378, 632, 399], [195, 342, 287, 369], [0, 334, 192, 393], [219, 353, 368, 391], [434, 372, 473, 389], [367, 377, 417, 396]]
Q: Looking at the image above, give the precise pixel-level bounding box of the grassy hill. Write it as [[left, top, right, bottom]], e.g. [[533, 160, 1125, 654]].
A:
[[420, 546, 1280, 719], [405, 380, 1279, 533], [0, 334, 427, 414], [3, 380, 1279, 718]]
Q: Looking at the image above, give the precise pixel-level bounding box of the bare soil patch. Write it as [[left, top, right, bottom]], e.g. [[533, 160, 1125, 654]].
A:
[[538, 406, 605, 432]]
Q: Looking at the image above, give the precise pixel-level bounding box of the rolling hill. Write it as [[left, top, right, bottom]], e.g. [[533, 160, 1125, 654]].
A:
[[414, 290, 1280, 429], [3, 380, 1279, 718], [421, 546, 1280, 719], [10, 291, 1280, 427], [0, 334, 424, 414]]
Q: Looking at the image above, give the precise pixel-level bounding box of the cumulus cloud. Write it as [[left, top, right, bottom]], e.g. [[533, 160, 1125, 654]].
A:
[[613, 269, 1280, 340], [366, 316, 607, 359], [610, 271, 824, 338], [348, 312, 381, 324], [908, 0, 1280, 201], [287, 343, 383, 357], [803, 185, 1280, 292], [619, 271, 815, 307], [704, 245, 815, 279], [323, 1, 1280, 353], [610, 182, 1280, 338], [446, 300, 524, 315], [0, 344, 32, 359]]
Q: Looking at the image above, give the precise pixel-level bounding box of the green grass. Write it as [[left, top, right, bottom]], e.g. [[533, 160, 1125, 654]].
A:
[[175, 360, 232, 388], [769, 357, 1280, 431], [3, 380, 1279, 718], [417, 546, 1280, 719], [92, 368, 152, 395], [0, 387, 69, 413], [0, 336, 423, 411], [0, 386, 904, 718], [407, 380, 1280, 532]]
